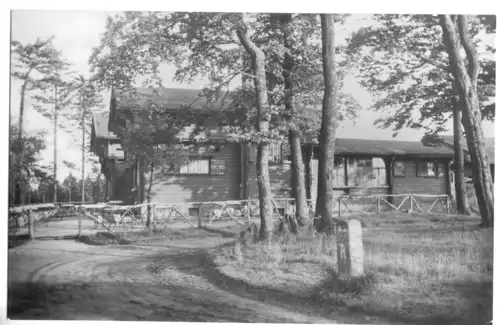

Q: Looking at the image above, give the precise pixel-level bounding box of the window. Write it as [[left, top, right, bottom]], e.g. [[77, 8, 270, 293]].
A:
[[163, 158, 211, 175], [437, 163, 445, 178], [372, 157, 386, 186], [393, 161, 405, 177], [188, 207, 200, 217], [357, 158, 372, 167], [353, 157, 375, 186], [180, 158, 210, 175], [416, 161, 440, 177], [333, 157, 345, 186], [269, 142, 282, 163], [281, 142, 291, 162]]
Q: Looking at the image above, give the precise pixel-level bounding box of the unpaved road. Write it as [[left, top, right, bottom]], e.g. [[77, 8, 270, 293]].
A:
[[8, 238, 398, 323]]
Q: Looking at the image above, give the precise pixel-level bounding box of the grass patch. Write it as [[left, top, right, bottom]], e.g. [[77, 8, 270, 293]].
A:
[[213, 212, 492, 325], [78, 224, 242, 246], [77, 232, 132, 246], [123, 224, 241, 243]]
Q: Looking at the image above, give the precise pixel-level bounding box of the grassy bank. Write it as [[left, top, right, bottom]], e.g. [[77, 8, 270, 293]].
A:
[[213, 212, 493, 325]]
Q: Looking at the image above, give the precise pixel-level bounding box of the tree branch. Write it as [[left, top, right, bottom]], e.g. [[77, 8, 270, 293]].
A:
[[236, 25, 265, 62], [414, 53, 450, 72]]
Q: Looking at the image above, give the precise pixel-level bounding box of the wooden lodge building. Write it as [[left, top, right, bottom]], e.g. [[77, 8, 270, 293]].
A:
[[438, 135, 495, 181], [90, 87, 458, 212]]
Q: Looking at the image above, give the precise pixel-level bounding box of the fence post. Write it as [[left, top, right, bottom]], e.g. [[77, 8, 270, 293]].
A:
[[152, 203, 157, 231], [409, 195, 413, 213], [247, 200, 251, 224], [376, 196, 380, 214], [77, 210, 82, 237], [338, 197, 341, 219], [148, 203, 154, 235], [198, 205, 202, 228], [28, 209, 34, 240]]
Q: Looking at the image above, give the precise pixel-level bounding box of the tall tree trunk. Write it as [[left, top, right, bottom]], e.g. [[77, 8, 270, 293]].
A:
[[14, 183, 22, 205], [440, 15, 494, 227], [304, 143, 314, 203], [289, 131, 308, 225], [237, 26, 275, 240], [53, 85, 58, 203], [15, 78, 30, 205], [314, 14, 338, 233], [81, 101, 86, 204], [146, 159, 154, 228], [18, 79, 28, 141], [452, 105, 470, 214], [278, 13, 308, 226]]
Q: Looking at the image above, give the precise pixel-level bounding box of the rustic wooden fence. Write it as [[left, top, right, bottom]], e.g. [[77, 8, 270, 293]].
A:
[[8, 194, 456, 239], [333, 194, 452, 216]]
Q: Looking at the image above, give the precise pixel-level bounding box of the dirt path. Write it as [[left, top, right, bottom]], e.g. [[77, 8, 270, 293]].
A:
[[8, 238, 394, 323]]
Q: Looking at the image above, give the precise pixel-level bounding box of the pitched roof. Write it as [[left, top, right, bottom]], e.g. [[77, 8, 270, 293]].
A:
[[92, 112, 118, 140], [93, 109, 455, 157], [331, 138, 455, 157], [112, 87, 232, 111], [112, 87, 323, 115], [440, 135, 495, 164], [107, 88, 454, 158]]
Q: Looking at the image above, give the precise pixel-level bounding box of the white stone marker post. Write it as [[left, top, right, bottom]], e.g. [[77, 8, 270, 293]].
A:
[[77, 208, 83, 238], [336, 219, 364, 277], [28, 209, 35, 240]]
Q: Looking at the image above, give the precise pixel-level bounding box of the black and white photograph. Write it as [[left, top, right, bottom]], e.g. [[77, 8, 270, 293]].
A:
[[6, 5, 496, 324]]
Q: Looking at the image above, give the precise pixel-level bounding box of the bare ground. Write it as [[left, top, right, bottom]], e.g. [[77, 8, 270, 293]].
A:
[[9, 236, 394, 323]]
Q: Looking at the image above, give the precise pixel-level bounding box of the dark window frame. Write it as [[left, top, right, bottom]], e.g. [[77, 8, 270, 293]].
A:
[[393, 160, 406, 177], [416, 161, 442, 178], [188, 207, 200, 217]]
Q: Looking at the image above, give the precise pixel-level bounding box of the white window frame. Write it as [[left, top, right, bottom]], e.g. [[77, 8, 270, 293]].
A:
[[372, 157, 387, 186], [333, 157, 345, 186], [180, 158, 211, 175]]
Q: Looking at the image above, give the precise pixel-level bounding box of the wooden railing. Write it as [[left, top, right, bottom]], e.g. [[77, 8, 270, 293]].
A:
[[9, 194, 456, 233]]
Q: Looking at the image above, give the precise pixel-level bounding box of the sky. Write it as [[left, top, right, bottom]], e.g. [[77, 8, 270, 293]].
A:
[[9, 10, 497, 182]]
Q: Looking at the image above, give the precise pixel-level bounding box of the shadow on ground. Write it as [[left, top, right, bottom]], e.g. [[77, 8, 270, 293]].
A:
[[161, 248, 490, 325], [199, 226, 237, 238], [8, 235, 31, 249], [9, 238, 491, 324], [135, 249, 405, 325], [8, 281, 278, 322]]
